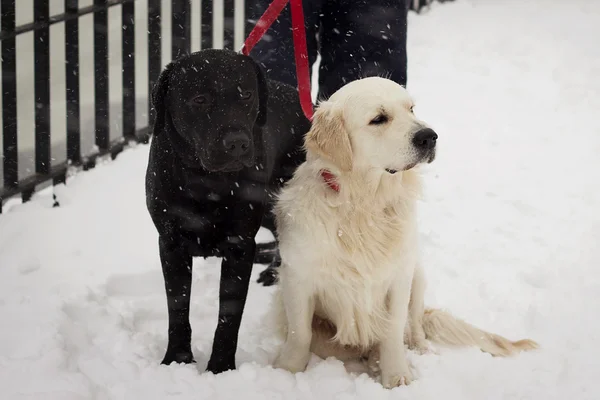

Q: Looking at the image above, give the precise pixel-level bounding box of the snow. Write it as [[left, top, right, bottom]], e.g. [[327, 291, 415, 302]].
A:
[[2, 0, 600, 398]]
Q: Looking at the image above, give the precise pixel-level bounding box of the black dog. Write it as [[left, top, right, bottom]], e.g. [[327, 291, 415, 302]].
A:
[[145, 49, 310, 373]]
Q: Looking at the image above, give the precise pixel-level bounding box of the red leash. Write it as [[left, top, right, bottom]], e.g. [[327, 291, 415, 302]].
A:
[[239, 0, 288, 56], [240, 0, 314, 121], [289, 0, 313, 121]]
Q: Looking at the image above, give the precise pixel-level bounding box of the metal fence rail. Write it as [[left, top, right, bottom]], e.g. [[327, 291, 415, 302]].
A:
[[0, 0, 447, 213]]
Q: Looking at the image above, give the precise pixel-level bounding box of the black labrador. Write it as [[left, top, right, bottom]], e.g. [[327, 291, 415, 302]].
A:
[[145, 49, 310, 374]]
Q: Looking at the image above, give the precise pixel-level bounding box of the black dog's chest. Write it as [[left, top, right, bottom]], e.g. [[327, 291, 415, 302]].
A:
[[175, 200, 255, 258], [181, 168, 270, 204], [181, 229, 224, 259], [173, 171, 269, 258]]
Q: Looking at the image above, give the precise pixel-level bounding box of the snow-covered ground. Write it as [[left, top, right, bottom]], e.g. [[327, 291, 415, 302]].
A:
[[2, 0, 600, 398]]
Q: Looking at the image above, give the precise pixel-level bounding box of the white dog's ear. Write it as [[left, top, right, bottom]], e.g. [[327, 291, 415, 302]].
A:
[[304, 101, 353, 171]]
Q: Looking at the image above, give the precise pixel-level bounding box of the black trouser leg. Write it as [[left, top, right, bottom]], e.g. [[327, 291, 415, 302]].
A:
[[246, 0, 323, 89], [318, 0, 410, 100]]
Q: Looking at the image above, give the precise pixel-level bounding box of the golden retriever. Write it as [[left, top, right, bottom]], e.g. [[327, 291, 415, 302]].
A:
[[269, 77, 538, 388]]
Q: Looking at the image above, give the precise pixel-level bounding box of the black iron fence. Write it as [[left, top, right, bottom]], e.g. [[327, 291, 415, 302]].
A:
[[0, 0, 447, 213]]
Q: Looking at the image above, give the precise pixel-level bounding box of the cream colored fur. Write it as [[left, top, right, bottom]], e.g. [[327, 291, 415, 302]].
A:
[[270, 77, 538, 388]]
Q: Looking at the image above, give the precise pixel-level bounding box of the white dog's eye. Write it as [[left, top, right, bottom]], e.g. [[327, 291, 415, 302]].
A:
[[369, 114, 388, 125], [410, 106, 415, 113]]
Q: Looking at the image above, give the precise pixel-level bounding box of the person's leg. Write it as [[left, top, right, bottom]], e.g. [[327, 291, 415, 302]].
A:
[[318, 0, 409, 100], [246, 0, 322, 88]]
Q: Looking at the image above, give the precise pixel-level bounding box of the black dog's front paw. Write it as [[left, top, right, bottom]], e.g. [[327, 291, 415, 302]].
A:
[[161, 348, 196, 365], [257, 266, 278, 286], [206, 359, 236, 374]]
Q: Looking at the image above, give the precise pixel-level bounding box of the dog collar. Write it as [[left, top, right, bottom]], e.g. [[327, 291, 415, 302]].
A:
[[320, 169, 340, 193]]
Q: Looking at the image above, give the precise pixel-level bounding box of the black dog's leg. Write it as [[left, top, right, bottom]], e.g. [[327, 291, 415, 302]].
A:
[[255, 202, 278, 265], [255, 198, 281, 285], [257, 248, 281, 286], [206, 238, 256, 374], [159, 236, 195, 365], [254, 241, 278, 264]]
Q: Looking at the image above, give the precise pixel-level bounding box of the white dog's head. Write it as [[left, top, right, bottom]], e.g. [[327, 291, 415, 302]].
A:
[[305, 77, 437, 174]]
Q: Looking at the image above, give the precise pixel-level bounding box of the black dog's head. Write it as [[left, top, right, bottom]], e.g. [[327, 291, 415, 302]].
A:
[[152, 49, 268, 172]]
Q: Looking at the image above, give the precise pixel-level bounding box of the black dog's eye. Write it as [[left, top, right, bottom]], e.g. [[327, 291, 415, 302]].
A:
[[369, 114, 388, 125], [240, 91, 253, 100], [192, 95, 207, 105]]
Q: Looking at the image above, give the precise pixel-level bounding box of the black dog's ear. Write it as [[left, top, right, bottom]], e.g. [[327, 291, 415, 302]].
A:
[[253, 61, 269, 127], [150, 62, 175, 136]]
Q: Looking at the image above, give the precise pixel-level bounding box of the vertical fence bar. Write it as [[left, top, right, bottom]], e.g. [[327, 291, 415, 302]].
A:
[[213, 0, 223, 48], [65, 0, 81, 164], [233, 0, 245, 50], [122, 0, 135, 140], [34, 0, 51, 176], [1, 0, 18, 188], [223, 0, 234, 50], [201, 0, 213, 49], [94, 0, 109, 151], [148, 0, 162, 130], [172, 0, 191, 60]]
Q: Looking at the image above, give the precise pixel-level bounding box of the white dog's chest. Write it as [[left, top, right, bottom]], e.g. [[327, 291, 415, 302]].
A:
[[313, 272, 394, 348], [309, 207, 418, 346]]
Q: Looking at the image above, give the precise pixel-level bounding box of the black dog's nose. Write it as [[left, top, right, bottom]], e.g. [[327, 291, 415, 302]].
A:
[[412, 128, 438, 150], [222, 131, 250, 156]]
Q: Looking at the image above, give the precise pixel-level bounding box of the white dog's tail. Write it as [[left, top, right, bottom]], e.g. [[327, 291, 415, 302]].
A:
[[421, 308, 539, 357]]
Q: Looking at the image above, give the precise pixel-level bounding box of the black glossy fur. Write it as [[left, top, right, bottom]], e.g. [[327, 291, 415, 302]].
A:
[[145, 49, 309, 373]]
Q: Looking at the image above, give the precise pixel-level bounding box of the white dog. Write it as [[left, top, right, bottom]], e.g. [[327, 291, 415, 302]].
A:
[[269, 77, 538, 388]]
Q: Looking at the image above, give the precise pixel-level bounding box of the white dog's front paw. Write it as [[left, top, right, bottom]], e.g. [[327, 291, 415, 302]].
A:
[[381, 367, 413, 388], [273, 346, 311, 373]]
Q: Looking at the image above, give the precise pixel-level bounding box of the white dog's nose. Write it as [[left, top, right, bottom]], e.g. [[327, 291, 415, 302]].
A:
[[412, 128, 438, 150]]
